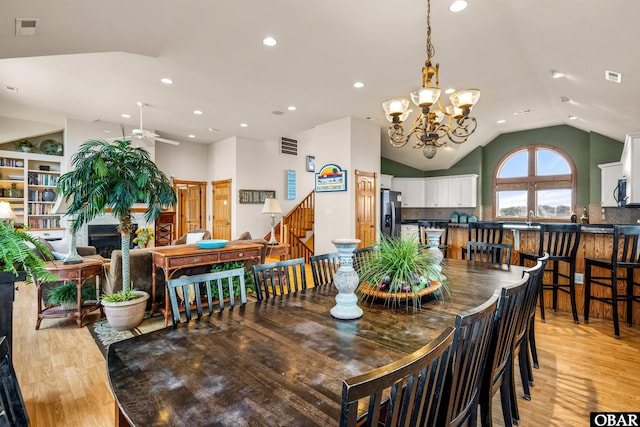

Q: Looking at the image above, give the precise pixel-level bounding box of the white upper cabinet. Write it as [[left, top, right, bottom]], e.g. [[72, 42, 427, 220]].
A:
[[380, 174, 393, 189], [448, 175, 478, 207], [598, 162, 622, 207], [424, 178, 448, 207], [391, 178, 425, 207], [622, 133, 640, 206]]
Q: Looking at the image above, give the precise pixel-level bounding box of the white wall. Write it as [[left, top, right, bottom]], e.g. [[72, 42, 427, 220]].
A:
[[0, 115, 61, 144], [208, 137, 238, 235], [155, 139, 208, 182]]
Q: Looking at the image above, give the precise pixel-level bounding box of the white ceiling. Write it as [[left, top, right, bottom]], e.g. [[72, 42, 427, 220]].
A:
[[1, 0, 639, 171]]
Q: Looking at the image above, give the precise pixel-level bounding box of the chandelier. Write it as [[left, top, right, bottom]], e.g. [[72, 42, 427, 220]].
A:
[[382, 0, 480, 159]]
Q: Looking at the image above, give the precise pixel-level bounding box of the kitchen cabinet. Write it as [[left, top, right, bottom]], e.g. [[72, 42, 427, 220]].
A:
[[448, 175, 478, 207], [424, 178, 448, 207], [380, 174, 393, 189], [598, 162, 623, 207], [401, 224, 419, 241], [621, 133, 640, 206], [391, 178, 425, 207]]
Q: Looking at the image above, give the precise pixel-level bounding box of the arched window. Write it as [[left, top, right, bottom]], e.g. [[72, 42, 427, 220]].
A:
[[493, 145, 575, 221]]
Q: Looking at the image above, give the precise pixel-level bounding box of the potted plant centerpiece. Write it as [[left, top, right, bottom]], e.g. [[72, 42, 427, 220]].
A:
[[356, 235, 448, 310], [57, 137, 176, 330]]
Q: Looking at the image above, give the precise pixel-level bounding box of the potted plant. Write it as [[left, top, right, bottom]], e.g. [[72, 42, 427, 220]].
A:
[[133, 226, 154, 249], [13, 139, 37, 153], [1, 220, 57, 354], [356, 235, 449, 311], [47, 282, 96, 310], [57, 137, 176, 330]]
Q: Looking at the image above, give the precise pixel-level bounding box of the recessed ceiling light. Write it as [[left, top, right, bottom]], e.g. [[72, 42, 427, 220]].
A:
[[497, 119, 506, 124], [193, 110, 203, 115], [121, 113, 130, 118], [208, 127, 222, 132], [551, 71, 565, 79], [568, 115, 577, 120], [160, 78, 173, 85], [449, 0, 468, 12], [513, 109, 531, 116], [240, 123, 248, 128], [262, 37, 277, 47], [353, 82, 364, 88], [444, 88, 456, 94], [365, 116, 376, 121], [188, 134, 196, 138], [287, 106, 296, 111]]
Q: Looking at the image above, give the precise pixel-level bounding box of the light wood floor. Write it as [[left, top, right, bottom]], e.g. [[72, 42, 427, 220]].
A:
[[12, 267, 640, 426]]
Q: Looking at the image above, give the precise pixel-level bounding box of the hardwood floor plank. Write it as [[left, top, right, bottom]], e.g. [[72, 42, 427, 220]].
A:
[[11, 263, 640, 427]]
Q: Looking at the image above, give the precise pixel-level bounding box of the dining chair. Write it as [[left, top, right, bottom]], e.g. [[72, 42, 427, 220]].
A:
[[310, 252, 340, 287], [0, 336, 30, 427], [479, 274, 529, 427], [418, 220, 450, 258], [353, 246, 379, 275], [252, 257, 307, 300], [166, 267, 247, 325], [510, 254, 548, 425], [519, 223, 581, 323], [340, 327, 455, 427], [466, 242, 513, 266], [462, 222, 505, 260], [439, 293, 499, 427], [584, 225, 640, 337]]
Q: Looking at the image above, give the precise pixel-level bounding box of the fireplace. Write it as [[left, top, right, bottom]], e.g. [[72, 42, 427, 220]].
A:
[[88, 224, 137, 258]]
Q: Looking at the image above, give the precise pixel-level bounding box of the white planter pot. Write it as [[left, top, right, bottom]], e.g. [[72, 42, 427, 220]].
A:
[[101, 290, 149, 331]]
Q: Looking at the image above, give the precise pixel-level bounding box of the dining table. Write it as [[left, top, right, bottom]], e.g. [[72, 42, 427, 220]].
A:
[[107, 259, 525, 426]]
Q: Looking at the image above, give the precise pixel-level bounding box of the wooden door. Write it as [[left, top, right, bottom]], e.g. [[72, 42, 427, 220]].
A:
[[212, 179, 232, 240], [173, 180, 207, 238], [355, 170, 377, 248]]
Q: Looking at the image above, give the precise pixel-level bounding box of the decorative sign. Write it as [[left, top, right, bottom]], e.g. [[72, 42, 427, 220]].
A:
[[287, 169, 296, 200], [239, 189, 276, 204], [315, 163, 347, 193]]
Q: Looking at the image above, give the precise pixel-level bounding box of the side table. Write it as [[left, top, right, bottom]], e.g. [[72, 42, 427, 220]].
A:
[[36, 258, 105, 329], [266, 243, 290, 261]]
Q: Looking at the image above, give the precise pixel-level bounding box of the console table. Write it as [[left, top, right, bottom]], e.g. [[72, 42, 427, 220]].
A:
[[36, 258, 104, 329], [149, 242, 262, 326]]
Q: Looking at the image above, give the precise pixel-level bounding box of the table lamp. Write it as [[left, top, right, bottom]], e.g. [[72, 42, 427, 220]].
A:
[[261, 197, 282, 245], [51, 195, 82, 264], [0, 201, 15, 222]]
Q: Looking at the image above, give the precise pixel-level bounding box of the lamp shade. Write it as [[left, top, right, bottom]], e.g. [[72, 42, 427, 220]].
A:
[[261, 198, 282, 215], [0, 201, 15, 220]]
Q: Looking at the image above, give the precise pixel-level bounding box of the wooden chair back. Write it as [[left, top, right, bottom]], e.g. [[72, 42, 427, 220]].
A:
[[466, 242, 513, 265], [353, 246, 379, 274], [612, 225, 640, 266], [468, 222, 504, 245], [166, 268, 247, 325], [252, 257, 307, 300], [440, 293, 499, 427], [310, 252, 340, 287], [540, 223, 581, 260], [340, 327, 455, 427], [480, 274, 530, 427], [0, 336, 29, 427]]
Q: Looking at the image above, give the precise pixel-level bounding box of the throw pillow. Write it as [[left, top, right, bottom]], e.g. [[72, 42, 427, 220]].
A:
[[186, 232, 205, 244], [236, 231, 252, 240]]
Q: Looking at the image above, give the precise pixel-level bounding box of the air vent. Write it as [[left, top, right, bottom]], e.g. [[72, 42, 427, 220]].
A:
[[605, 70, 622, 83], [3, 85, 18, 94], [15, 18, 40, 36], [280, 137, 298, 156]]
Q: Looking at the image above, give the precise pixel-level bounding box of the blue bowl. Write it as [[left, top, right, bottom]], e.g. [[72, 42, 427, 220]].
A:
[[196, 239, 229, 249]]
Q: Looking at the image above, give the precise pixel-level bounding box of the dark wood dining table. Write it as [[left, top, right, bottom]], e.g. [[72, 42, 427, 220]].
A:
[[107, 259, 524, 427]]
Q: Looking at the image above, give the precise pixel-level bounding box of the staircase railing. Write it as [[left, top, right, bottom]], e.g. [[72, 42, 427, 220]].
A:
[[265, 190, 314, 262]]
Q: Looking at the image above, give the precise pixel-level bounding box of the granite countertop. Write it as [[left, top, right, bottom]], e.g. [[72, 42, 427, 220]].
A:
[[401, 220, 618, 234]]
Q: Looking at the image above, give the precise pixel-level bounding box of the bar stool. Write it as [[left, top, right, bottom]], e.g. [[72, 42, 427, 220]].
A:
[[461, 222, 504, 260], [584, 225, 640, 338], [519, 223, 581, 323]]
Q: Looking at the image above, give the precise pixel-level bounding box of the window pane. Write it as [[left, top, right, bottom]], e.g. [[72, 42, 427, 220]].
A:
[[497, 190, 527, 217], [536, 149, 570, 176], [536, 189, 572, 218], [498, 151, 528, 178]]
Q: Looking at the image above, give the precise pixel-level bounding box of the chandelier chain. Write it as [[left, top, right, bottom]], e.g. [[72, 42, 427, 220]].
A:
[[426, 0, 434, 60]]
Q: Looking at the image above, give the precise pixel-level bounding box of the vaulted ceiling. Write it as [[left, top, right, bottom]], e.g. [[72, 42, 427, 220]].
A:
[[1, 0, 638, 171]]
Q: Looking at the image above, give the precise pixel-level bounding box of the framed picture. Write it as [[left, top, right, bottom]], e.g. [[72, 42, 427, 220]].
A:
[[306, 155, 315, 172]]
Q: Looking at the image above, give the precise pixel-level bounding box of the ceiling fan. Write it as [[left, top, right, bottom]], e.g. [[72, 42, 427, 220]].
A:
[[114, 102, 181, 146]]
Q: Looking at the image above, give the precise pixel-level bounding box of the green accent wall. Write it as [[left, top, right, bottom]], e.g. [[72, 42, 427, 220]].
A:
[[380, 157, 424, 177], [381, 125, 624, 208]]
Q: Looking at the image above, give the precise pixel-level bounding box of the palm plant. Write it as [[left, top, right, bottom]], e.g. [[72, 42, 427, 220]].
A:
[[57, 138, 176, 297]]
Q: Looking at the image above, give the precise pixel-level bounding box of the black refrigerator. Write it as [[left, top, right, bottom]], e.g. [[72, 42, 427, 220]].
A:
[[380, 189, 402, 238]]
